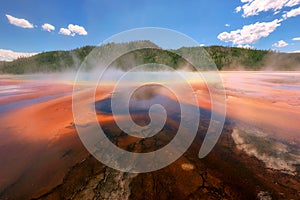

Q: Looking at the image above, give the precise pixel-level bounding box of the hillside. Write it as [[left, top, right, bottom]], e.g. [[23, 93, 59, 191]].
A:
[[0, 41, 300, 74]]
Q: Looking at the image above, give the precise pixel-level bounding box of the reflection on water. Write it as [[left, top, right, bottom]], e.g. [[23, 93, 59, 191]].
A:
[[96, 85, 181, 119], [272, 85, 300, 91], [0, 92, 69, 113], [0, 85, 22, 94], [95, 84, 211, 153], [0, 80, 71, 113]]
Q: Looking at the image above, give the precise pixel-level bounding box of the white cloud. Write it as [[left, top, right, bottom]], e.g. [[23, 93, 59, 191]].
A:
[[237, 0, 300, 17], [225, 23, 230, 27], [274, 10, 281, 15], [199, 44, 205, 47], [235, 6, 242, 13], [272, 40, 288, 47], [0, 49, 37, 61], [282, 6, 300, 19], [293, 50, 300, 53], [285, 0, 300, 6], [5, 14, 34, 28], [237, 44, 254, 49], [42, 23, 55, 32], [58, 24, 88, 36], [292, 37, 300, 41], [68, 24, 88, 35], [217, 19, 281, 45], [59, 28, 74, 36]]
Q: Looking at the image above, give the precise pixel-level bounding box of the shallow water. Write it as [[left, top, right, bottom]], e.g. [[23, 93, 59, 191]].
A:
[[0, 79, 71, 113], [0, 92, 70, 113]]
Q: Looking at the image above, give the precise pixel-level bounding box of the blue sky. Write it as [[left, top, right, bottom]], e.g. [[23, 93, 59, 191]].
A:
[[1, 0, 300, 59]]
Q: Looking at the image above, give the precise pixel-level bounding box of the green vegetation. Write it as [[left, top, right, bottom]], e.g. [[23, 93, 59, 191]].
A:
[[0, 46, 94, 74], [203, 46, 269, 70], [1, 41, 300, 74], [111, 48, 190, 71]]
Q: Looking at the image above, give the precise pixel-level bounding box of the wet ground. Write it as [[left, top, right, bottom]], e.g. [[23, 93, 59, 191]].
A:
[[0, 72, 300, 199]]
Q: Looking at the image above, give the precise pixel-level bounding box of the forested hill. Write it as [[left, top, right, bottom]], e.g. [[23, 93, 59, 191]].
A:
[[0, 40, 299, 74]]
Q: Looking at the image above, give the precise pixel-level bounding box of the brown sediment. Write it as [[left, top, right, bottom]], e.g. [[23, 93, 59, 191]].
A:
[[31, 122, 300, 200]]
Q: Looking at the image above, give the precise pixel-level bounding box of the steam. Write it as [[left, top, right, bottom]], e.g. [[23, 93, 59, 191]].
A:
[[222, 50, 300, 71], [261, 52, 300, 71], [232, 127, 300, 175]]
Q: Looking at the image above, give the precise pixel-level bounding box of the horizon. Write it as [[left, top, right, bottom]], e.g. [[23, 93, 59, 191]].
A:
[[1, 40, 299, 63]]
